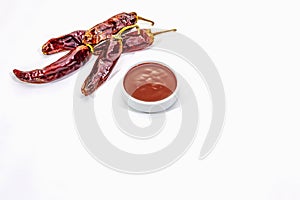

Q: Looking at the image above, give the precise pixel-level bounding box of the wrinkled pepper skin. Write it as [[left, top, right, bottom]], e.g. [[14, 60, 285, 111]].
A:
[[13, 45, 92, 84], [82, 12, 138, 45], [81, 37, 123, 96], [93, 29, 154, 55], [42, 30, 86, 55], [82, 29, 175, 96], [41, 12, 154, 54]]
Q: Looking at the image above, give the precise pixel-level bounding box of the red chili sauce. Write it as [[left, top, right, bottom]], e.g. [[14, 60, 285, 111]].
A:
[[123, 62, 177, 102]]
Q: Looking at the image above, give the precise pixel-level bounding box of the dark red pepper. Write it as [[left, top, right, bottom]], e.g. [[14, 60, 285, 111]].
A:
[[12, 13, 155, 85], [42, 30, 86, 55], [81, 36, 123, 96], [82, 28, 176, 96], [13, 45, 92, 83], [41, 12, 154, 55], [83, 12, 154, 45]]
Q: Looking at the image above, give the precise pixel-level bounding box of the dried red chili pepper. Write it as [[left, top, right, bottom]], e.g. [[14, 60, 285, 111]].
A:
[[93, 28, 176, 55], [80, 26, 130, 96], [41, 12, 153, 55], [82, 28, 176, 96], [42, 30, 86, 55], [13, 45, 92, 83], [83, 12, 154, 45]]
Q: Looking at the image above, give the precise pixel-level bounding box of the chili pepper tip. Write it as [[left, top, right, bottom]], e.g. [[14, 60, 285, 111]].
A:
[[13, 69, 21, 76], [13, 69, 25, 81], [81, 87, 89, 96], [42, 51, 48, 55]]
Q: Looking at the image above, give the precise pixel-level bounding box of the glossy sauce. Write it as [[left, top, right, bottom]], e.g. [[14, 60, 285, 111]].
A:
[[131, 83, 173, 101], [123, 62, 177, 102]]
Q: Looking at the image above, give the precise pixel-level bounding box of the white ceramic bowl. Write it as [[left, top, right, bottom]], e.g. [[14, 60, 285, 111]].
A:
[[122, 61, 178, 113]]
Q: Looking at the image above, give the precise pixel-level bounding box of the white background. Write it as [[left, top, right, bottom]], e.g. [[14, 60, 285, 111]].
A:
[[1, 0, 300, 199]]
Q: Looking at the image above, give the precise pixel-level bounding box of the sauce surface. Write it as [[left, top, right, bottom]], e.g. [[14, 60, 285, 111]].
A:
[[123, 62, 177, 102], [131, 83, 173, 101]]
